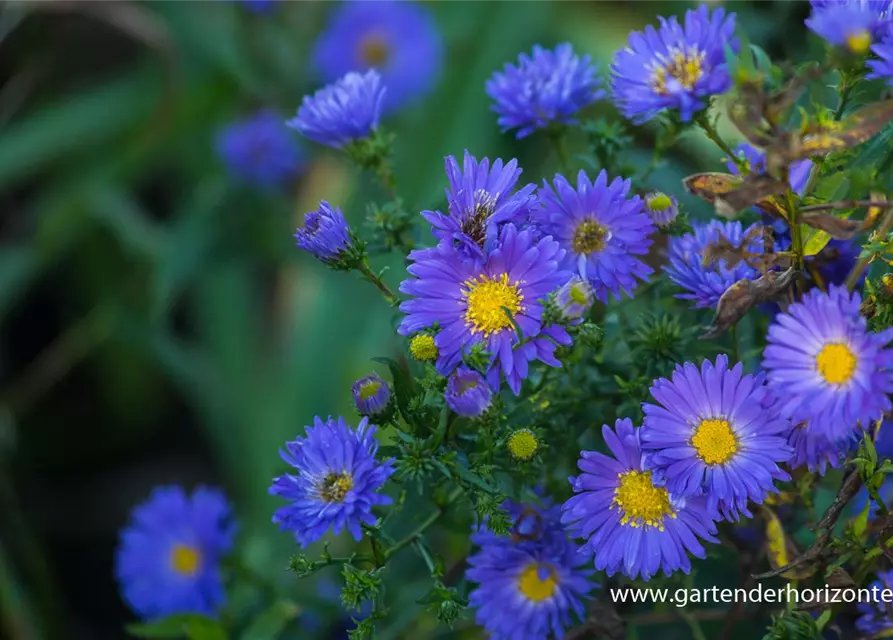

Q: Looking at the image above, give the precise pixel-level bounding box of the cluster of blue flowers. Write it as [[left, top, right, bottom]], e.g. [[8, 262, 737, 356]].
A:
[[112, 2, 893, 637]]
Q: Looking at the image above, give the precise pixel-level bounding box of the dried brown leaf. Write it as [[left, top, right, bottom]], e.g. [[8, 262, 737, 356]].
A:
[[702, 268, 796, 339]]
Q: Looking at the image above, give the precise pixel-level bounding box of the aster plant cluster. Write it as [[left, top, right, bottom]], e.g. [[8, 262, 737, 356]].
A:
[[115, 3, 893, 640]]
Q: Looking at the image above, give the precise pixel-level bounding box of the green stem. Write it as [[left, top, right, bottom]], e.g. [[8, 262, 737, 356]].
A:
[[384, 508, 443, 562], [695, 113, 743, 169], [412, 539, 436, 574], [357, 260, 399, 306], [729, 323, 740, 364], [548, 128, 572, 175], [679, 609, 709, 640], [787, 191, 805, 296]]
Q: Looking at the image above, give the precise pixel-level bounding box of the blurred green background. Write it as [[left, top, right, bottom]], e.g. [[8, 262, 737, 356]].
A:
[[0, 1, 822, 638]]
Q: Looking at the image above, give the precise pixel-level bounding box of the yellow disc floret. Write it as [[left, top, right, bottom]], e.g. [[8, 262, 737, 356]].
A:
[[463, 273, 524, 336], [170, 543, 202, 576], [816, 342, 857, 385], [507, 428, 539, 461], [651, 48, 705, 95], [572, 219, 608, 255], [359, 35, 391, 66], [847, 30, 872, 55], [318, 470, 354, 503], [612, 470, 675, 529], [410, 334, 438, 361], [691, 418, 738, 465], [647, 193, 673, 211], [518, 563, 557, 602]]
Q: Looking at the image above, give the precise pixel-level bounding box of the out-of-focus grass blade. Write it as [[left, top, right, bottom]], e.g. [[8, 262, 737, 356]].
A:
[[0, 68, 161, 189]]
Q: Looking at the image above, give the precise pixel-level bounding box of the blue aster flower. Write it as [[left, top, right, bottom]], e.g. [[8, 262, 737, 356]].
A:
[[115, 486, 235, 620], [787, 419, 854, 475], [313, 0, 441, 112], [665, 220, 766, 309], [294, 201, 357, 265], [807, 0, 893, 54], [857, 570, 893, 635], [644, 192, 679, 227], [288, 70, 385, 149], [536, 170, 654, 303], [611, 5, 738, 123], [869, 28, 893, 83], [421, 151, 537, 255], [215, 110, 304, 187], [352, 374, 391, 417], [562, 418, 718, 580], [468, 500, 593, 640], [398, 224, 571, 395], [641, 356, 793, 521], [763, 286, 893, 443], [270, 416, 394, 547], [444, 367, 492, 417], [485, 43, 606, 139]]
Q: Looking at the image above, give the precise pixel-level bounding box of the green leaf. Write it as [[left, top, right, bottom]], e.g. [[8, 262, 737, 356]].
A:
[[126, 614, 227, 640], [853, 501, 871, 538], [802, 229, 832, 256], [238, 600, 300, 640]]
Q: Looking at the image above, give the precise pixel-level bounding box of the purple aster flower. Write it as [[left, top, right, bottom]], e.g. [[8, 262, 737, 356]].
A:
[[215, 110, 304, 187], [444, 367, 492, 417], [812, 238, 863, 288], [665, 220, 766, 309], [787, 419, 854, 475], [468, 500, 593, 640], [352, 373, 391, 417], [857, 570, 893, 635], [288, 70, 385, 149], [763, 286, 893, 443], [115, 486, 235, 620], [270, 416, 394, 547], [536, 170, 654, 303], [644, 192, 679, 227], [294, 201, 355, 265], [807, 0, 893, 54], [554, 277, 595, 321], [313, 0, 441, 112], [562, 418, 718, 580], [611, 5, 738, 123], [421, 151, 537, 255], [641, 355, 794, 521], [485, 43, 606, 139], [398, 224, 571, 395], [869, 28, 893, 83]]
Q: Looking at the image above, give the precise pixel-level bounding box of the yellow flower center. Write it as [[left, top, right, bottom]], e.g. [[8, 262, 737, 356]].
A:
[[691, 418, 738, 465], [816, 343, 857, 385], [569, 282, 589, 305], [847, 30, 872, 55], [647, 194, 673, 211], [518, 563, 557, 602], [507, 429, 538, 461], [318, 471, 354, 503], [358, 380, 382, 401], [572, 219, 608, 255], [170, 544, 201, 576], [463, 273, 524, 336], [359, 34, 390, 66], [612, 470, 675, 530], [651, 48, 705, 95], [409, 334, 438, 361]]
